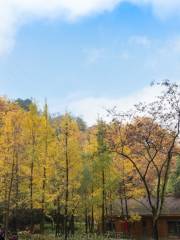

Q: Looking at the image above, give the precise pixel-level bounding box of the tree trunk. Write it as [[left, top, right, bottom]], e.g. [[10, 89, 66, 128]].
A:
[[30, 162, 34, 230], [152, 219, 159, 240], [102, 170, 105, 235], [88, 215, 91, 233], [14, 150, 19, 235], [120, 197, 124, 218], [41, 164, 46, 234], [70, 215, 74, 235], [90, 184, 94, 233], [5, 153, 15, 240], [30, 136, 35, 231], [85, 208, 88, 234], [41, 106, 48, 234], [55, 196, 60, 237], [90, 205, 94, 233], [64, 125, 69, 240]]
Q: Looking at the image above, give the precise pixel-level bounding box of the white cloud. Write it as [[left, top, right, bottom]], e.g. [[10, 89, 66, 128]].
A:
[[119, 51, 130, 60], [83, 47, 105, 64], [67, 84, 163, 125], [142, 35, 180, 80], [0, 0, 120, 56], [1, 0, 180, 56], [143, 0, 180, 19], [129, 35, 152, 48]]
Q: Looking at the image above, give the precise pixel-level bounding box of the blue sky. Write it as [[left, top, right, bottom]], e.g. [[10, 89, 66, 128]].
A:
[[1, 1, 180, 124]]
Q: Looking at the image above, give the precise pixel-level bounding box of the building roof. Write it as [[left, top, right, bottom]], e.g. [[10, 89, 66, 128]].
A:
[[112, 197, 180, 217]]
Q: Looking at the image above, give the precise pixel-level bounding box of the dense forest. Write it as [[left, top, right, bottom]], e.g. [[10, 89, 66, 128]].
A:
[[0, 81, 180, 240]]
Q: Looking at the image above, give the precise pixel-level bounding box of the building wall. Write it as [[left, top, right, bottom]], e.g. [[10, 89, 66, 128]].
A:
[[114, 216, 180, 240]]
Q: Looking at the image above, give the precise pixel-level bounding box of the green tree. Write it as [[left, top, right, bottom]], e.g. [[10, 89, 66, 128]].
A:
[[15, 98, 32, 111], [169, 155, 180, 197]]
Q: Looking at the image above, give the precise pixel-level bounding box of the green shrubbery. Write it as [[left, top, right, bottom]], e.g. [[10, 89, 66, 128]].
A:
[[19, 234, 113, 240]]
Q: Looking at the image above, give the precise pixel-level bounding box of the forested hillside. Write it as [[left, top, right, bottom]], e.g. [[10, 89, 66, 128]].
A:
[[0, 81, 179, 240]]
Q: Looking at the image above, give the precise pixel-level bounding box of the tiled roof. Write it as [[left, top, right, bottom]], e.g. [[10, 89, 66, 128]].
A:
[[112, 197, 180, 216]]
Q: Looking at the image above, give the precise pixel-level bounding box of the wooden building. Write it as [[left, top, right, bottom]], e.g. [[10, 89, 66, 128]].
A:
[[107, 197, 180, 239]]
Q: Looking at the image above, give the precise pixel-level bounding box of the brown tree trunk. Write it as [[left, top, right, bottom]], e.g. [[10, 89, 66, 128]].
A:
[[41, 163, 46, 234], [55, 196, 60, 237], [41, 106, 48, 234], [5, 153, 15, 240], [64, 125, 69, 240], [90, 204, 94, 233], [30, 141, 35, 231], [70, 214, 74, 235], [14, 150, 19, 234], [90, 184, 94, 233], [85, 208, 88, 234], [102, 170, 105, 235], [152, 218, 159, 240]]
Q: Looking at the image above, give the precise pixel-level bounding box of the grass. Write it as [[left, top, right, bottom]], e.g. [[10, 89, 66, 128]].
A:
[[17, 224, 131, 239], [18, 233, 131, 240], [19, 234, 107, 240]]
